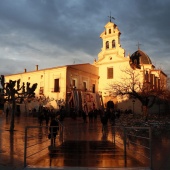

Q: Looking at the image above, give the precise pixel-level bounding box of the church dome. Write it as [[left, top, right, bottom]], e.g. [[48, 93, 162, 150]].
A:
[[129, 49, 152, 69]]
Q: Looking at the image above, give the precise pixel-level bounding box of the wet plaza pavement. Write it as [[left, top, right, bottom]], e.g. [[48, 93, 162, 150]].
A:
[[0, 112, 170, 170]]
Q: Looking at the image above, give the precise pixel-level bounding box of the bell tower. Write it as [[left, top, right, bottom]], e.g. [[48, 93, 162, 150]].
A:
[[101, 22, 121, 49], [95, 20, 126, 63], [93, 19, 129, 106]]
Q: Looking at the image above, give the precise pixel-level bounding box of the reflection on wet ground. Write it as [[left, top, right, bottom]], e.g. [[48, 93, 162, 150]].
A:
[[0, 116, 38, 169], [0, 113, 170, 170], [31, 141, 145, 168]]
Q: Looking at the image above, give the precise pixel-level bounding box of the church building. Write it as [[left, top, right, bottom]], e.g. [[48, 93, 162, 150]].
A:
[[93, 21, 167, 114], [4, 20, 167, 115]]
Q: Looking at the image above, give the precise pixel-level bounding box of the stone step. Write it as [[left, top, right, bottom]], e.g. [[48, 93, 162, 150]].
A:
[[49, 141, 119, 152], [48, 140, 126, 162], [49, 148, 122, 153], [30, 155, 145, 169], [49, 153, 126, 160]]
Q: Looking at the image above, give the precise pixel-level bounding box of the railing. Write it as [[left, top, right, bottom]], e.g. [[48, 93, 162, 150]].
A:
[[112, 125, 152, 169], [24, 122, 64, 167]]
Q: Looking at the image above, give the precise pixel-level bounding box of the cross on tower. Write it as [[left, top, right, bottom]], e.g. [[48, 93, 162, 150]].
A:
[[108, 12, 115, 22], [136, 42, 142, 50]]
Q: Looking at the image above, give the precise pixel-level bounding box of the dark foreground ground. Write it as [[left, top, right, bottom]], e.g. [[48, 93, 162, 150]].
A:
[[0, 111, 170, 170]]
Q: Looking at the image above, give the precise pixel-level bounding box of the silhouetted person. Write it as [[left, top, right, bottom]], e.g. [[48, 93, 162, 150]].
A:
[[88, 109, 94, 123], [82, 110, 87, 123], [59, 106, 65, 121], [38, 112, 44, 126], [6, 107, 9, 118], [49, 117, 59, 146], [101, 113, 108, 133], [93, 109, 98, 122], [44, 108, 50, 126], [110, 108, 116, 125]]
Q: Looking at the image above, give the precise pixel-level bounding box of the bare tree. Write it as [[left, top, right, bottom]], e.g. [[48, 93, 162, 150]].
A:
[[0, 75, 37, 131], [107, 68, 167, 121]]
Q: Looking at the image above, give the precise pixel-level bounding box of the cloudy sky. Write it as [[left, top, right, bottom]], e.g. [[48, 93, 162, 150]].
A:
[[0, 0, 170, 77]]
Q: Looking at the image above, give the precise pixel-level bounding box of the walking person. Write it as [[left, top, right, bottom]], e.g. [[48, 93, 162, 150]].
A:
[[38, 112, 44, 126], [44, 108, 50, 126], [88, 108, 94, 123], [109, 108, 116, 126], [93, 109, 98, 122], [6, 107, 9, 118], [101, 112, 108, 134], [49, 116, 59, 146], [82, 109, 87, 123]]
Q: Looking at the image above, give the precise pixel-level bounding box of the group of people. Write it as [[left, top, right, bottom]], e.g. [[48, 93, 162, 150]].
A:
[[81, 108, 99, 123], [38, 107, 52, 126], [36, 103, 121, 145], [84, 106, 121, 133], [80, 105, 120, 134], [38, 107, 62, 146], [38, 106, 65, 126], [36, 106, 65, 146]]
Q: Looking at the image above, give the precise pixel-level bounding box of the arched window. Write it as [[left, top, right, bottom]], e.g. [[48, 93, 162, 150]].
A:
[[112, 40, 115, 48], [106, 41, 109, 49]]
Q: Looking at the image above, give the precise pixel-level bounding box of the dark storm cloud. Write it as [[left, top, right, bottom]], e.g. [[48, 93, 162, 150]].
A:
[[0, 0, 104, 56], [0, 0, 170, 75], [119, 0, 170, 48]]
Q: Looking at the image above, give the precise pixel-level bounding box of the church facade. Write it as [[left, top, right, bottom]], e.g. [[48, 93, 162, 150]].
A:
[[93, 21, 167, 114], [4, 21, 167, 115]]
